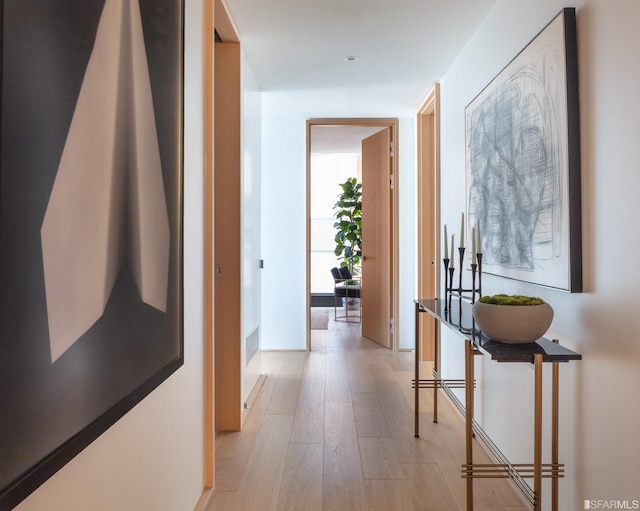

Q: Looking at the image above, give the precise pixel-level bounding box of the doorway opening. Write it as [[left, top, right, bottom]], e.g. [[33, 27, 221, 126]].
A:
[[306, 119, 400, 352]]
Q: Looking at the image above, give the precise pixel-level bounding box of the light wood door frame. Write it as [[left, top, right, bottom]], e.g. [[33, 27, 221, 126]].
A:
[[306, 118, 400, 352], [203, 0, 215, 490], [203, 0, 241, 491], [416, 85, 440, 361]]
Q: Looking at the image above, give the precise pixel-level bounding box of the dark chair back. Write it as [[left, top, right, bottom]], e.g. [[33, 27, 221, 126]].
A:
[[331, 266, 352, 281], [338, 267, 352, 280]]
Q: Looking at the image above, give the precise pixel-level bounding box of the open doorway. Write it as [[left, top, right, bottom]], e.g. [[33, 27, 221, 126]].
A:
[[308, 127, 376, 312], [306, 119, 400, 351]]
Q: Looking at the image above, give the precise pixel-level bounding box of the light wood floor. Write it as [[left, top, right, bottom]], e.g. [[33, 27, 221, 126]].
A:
[[206, 312, 526, 511]]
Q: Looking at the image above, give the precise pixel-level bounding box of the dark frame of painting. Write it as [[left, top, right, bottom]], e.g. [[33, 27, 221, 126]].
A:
[[465, 8, 582, 292], [0, 1, 184, 509]]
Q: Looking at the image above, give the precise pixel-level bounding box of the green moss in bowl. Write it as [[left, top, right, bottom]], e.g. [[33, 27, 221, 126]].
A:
[[478, 294, 545, 306]]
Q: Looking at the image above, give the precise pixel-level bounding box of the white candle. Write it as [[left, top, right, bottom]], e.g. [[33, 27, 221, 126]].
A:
[[460, 212, 465, 248], [476, 218, 481, 254], [450, 234, 455, 268], [471, 226, 476, 263], [444, 224, 448, 260]]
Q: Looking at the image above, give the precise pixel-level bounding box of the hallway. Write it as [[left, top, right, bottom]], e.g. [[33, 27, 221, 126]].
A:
[[206, 313, 525, 511]]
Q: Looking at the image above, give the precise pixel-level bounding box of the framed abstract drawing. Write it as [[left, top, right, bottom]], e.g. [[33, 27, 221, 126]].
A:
[[0, 1, 184, 508], [465, 8, 582, 292]]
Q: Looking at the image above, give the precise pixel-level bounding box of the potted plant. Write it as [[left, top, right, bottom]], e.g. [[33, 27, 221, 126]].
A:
[[472, 294, 554, 344], [333, 177, 362, 276]]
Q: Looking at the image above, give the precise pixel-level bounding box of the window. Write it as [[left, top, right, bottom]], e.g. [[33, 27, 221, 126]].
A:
[[310, 153, 361, 293]]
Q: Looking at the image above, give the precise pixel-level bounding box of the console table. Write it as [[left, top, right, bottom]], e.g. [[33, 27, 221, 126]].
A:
[[414, 298, 581, 511]]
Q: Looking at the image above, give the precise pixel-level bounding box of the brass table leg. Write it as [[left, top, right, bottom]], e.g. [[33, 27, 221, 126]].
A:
[[552, 340, 560, 511], [414, 302, 420, 438], [433, 318, 439, 423], [534, 353, 543, 511], [465, 340, 474, 511]]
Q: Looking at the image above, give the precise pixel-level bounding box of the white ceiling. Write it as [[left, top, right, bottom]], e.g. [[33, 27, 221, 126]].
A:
[[310, 125, 384, 154], [222, 0, 495, 113]]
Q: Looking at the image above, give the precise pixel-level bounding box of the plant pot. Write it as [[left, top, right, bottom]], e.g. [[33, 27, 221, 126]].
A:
[[472, 301, 554, 344]]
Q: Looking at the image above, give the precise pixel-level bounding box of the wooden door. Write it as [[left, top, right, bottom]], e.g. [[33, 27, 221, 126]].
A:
[[361, 128, 391, 348], [417, 86, 439, 361], [214, 41, 242, 431]]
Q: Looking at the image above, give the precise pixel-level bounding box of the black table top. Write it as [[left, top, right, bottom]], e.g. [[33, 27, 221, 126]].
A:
[[416, 298, 582, 363]]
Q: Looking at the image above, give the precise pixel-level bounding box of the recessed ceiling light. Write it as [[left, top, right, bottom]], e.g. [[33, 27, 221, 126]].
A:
[[345, 56, 357, 62]]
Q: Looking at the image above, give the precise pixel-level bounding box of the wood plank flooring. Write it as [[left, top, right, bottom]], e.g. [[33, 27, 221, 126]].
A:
[[206, 311, 527, 511]]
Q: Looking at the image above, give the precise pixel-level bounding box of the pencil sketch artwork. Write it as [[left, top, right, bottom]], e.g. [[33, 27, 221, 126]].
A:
[[466, 13, 572, 290]]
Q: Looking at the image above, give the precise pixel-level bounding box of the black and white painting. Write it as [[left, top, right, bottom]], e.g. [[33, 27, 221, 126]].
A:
[[0, 1, 184, 508], [466, 8, 582, 292]]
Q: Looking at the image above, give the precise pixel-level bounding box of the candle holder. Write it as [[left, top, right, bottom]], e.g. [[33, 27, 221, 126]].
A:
[[444, 250, 482, 312], [458, 247, 465, 292], [442, 258, 450, 292], [447, 265, 456, 312], [476, 252, 483, 293]]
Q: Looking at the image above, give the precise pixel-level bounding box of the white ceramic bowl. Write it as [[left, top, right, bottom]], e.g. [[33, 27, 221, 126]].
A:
[[472, 301, 554, 344]]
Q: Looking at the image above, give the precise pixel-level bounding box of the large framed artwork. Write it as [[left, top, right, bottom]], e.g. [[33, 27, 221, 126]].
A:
[[465, 8, 582, 292], [0, 1, 184, 508]]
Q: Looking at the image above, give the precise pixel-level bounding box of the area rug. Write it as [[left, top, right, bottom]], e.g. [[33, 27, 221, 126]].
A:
[[310, 309, 329, 330]]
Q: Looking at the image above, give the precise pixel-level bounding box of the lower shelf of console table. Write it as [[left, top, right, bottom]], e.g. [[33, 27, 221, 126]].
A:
[[414, 298, 581, 511]]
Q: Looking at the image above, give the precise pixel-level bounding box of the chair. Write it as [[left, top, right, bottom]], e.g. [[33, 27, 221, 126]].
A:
[[330, 267, 361, 322]]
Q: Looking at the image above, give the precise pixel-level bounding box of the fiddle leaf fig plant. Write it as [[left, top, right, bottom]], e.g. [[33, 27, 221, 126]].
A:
[[333, 177, 362, 275]]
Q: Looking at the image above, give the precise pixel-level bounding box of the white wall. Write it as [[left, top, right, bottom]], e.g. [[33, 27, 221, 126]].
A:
[[260, 94, 306, 350], [15, 1, 206, 509], [241, 54, 262, 401], [439, 0, 640, 508], [398, 118, 417, 350], [260, 89, 416, 350]]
